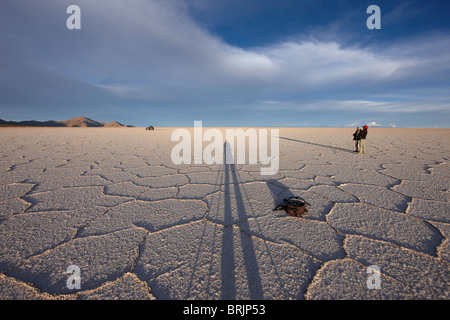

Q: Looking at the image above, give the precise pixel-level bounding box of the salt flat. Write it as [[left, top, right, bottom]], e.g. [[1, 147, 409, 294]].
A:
[[0, 127, 449, 300]]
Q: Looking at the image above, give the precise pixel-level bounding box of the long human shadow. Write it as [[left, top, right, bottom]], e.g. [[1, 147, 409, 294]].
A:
[[279, 136, 353, 153], [221, 142, 263, 300]]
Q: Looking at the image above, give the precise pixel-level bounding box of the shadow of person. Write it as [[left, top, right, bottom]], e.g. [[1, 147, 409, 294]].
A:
[[221, 141, 263, 299], [265, 179, 295, 211], [279, 136, 353, 153]]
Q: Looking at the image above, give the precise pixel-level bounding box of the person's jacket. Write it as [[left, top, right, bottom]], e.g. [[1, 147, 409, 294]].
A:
[[353, 130, 360, 140], [359, 129, 368, 139]]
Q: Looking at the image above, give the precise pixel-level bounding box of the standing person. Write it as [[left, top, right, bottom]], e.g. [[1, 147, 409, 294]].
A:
[[358, 125, 368, 154], [353, 127, 361, 152]]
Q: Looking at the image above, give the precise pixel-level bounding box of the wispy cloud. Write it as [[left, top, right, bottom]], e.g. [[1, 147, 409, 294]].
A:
[[0, 0, 449, 127], [383, 0, 422, 25]]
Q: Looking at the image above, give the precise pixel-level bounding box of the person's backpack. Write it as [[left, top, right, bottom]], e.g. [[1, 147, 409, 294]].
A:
[[274, 196, 310, 217]]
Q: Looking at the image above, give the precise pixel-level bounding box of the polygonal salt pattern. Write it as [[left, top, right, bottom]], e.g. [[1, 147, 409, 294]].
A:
[[0, 127, 449, 299]]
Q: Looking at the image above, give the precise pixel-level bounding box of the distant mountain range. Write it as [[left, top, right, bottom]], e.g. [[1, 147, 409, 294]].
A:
[[0, 116, 135, 127]]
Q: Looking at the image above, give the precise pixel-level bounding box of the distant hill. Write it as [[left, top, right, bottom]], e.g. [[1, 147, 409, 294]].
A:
[[0, 116, 134, 127]]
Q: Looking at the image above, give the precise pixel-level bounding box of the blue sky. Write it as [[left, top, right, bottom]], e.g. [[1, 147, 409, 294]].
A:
[[1, 0, 449, 127]]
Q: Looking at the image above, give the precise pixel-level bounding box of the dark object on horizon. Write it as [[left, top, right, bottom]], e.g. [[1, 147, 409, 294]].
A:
[[146, 125, 155, 130], [274, 196, 310, 218]]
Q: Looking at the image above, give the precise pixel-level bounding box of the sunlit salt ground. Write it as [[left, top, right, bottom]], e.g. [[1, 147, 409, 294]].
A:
[[0, 127, 449, 300]]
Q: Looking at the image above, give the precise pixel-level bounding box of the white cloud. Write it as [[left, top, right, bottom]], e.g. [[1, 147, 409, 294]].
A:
[[1, 0, 450, 127], [15, 0, 425, 94], [347, 121, 398, 128], [260, 41, 403, 87], [8, 1, 449, 95]]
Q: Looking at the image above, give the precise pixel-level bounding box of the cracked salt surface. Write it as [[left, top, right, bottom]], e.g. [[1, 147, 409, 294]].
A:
[[0, 127, 449, 300]]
